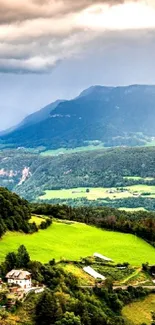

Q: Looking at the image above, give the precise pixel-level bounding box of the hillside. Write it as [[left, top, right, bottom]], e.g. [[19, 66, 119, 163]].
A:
[[0, 220, 155, 265], [1, 85, 155, 149], [1, 146, 155, 206]]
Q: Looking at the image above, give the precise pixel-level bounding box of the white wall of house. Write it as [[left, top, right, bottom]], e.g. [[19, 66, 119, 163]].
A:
[[8, 278, 32, 289]]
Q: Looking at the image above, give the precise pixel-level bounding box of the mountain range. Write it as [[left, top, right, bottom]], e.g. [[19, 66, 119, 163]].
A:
[[1, 84, 155, 149]]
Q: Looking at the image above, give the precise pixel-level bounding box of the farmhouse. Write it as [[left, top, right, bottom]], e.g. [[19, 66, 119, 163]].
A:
[[6, 270, 32, 289]]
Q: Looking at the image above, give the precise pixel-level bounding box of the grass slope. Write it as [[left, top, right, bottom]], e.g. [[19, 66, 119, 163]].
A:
[[122, 294, 155, 324], [0, 221, 155, 265], [29, 215, 44, 226]]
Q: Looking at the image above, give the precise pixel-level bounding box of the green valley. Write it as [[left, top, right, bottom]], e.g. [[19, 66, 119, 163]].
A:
[[1, 146, 155, 210]]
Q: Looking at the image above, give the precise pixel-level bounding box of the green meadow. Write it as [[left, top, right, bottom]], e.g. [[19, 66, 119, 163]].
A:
[[39, 187, 133, 201], [0, 221, 155, 265], [118, 207, 147, 212], [39, 184, 155, 201], [29, 215, 45, 226], [126, 184, 155, 193]]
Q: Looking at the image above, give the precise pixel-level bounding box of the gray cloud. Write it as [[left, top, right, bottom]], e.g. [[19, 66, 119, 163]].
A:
[[0, 0, 139, 23], [0, 0, 155, 73]]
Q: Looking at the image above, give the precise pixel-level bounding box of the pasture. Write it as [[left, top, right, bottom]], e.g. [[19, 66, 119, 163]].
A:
[[39, 184, 155, 201], [126, 184, 155, 197], [29, 215, 45, 226], [39, 187, 133, 200], [118, 207, 147, 212], [122, 294, 155, 325], [0, 221, 155, 265]]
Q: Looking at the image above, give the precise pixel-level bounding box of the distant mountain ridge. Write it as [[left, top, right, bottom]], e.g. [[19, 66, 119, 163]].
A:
[[18, 99, 65, 129], [1, 84, 155, 149]]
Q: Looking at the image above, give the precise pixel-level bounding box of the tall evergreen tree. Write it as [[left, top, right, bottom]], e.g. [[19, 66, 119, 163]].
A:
[[35, 291, 58, 325], [16, 245, 30, 268]]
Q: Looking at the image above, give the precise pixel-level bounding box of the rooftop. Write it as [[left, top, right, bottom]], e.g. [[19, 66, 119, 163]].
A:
[[6, 270, 31, 280]]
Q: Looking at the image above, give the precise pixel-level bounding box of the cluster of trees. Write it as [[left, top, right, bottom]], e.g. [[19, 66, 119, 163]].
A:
[[41, 196, 155, 211], [0, 187, 37, 237], [0, 245, 30, 276], [31, 203, 155, 246], [39, 218, 52, 229], [0, 187, 52, 238], [0, 245, 150, 325]]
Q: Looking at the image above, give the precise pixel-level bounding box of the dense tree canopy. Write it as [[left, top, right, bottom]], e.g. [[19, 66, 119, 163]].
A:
[[0, 187, 36, 237]]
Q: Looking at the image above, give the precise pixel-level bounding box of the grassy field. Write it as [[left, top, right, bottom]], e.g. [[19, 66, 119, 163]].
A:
[[39, 187, 133, 200], [118, 207, 147, 212], [29, 215, 44, 226], [124, 176, 154, 181], [126, 184, 155, 197], [0, 221, 155, 265], [122, 294, 155, 324], [39, 184, 155, 201]]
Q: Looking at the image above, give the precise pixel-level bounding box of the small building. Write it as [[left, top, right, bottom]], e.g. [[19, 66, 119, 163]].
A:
[[6, 270, 32, 289], [93, 252, 113, 262], [83, 266, 106, 280]]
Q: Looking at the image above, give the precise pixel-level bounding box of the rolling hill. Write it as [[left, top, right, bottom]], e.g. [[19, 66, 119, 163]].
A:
[[1, 85, 155, 149]]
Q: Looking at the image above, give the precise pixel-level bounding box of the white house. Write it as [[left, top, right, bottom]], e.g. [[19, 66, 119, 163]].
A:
[[6, 269, 32, 289]]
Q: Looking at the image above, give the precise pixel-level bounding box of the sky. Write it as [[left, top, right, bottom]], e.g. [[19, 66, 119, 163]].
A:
[[1, 0, 155, 130]]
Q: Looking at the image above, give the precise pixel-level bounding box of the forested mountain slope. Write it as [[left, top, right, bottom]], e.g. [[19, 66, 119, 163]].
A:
[[1, 85, 155, 149], [0, 147, 155, 201]]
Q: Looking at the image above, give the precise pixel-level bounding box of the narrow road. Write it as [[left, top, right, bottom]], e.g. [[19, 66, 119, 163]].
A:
[[79, 285, 155, 290], [113, 285, 155, 290]]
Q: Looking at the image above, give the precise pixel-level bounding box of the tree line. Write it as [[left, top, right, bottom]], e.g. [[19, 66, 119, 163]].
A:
[[31, 203, 155, 247]]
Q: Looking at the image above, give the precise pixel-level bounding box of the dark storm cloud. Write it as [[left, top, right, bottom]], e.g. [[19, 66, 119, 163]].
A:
[[0, 0, 154, 73]]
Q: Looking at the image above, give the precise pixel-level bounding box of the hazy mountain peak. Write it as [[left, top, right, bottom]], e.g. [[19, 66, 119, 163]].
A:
[[78, 85, 114, 98], [1, 84, 155, 150]]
